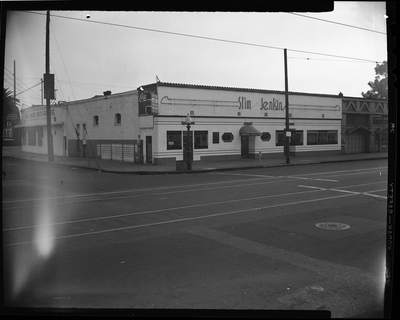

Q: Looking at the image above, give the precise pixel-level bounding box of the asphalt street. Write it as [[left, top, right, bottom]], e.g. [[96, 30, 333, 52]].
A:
[[2, 158, 388, 317]]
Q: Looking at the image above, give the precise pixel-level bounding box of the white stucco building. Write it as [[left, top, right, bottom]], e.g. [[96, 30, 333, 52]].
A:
[[138, 82, 343, 165], [20, 82, 388, 165], [17, 90, 141, 162]]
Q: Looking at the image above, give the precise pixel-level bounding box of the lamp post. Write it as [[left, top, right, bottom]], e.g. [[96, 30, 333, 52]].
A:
[[182, 114, 194, 170]]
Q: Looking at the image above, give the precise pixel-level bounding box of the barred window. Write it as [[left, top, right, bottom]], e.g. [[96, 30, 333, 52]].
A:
[[307, 130, 338, 145]]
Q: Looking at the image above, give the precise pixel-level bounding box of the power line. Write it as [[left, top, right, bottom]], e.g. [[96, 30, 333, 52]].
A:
[[4, 66, 42, 100], [50, 22, 76, 100], [4, 73, 42, 103], [16, 81, 42, 96], [287, 13, 386, 35], [23, 10, 383, 64]]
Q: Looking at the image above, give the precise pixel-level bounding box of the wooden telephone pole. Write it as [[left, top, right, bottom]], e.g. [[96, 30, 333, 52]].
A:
[[284, 48, 290, 164], [45, 10, 54, 162]]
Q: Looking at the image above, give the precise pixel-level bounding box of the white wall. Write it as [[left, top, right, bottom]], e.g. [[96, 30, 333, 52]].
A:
[[64, 91, 138, 142]]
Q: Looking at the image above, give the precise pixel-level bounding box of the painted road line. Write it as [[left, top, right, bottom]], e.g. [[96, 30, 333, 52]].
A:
[[3, 192, 356, 247], [4, 189, 326, 231], [213, 172, 280, 178], [298, 185, 327, 191]]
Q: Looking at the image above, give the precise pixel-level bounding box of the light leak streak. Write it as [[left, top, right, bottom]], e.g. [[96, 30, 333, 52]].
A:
[[9, 191, 58, 301]]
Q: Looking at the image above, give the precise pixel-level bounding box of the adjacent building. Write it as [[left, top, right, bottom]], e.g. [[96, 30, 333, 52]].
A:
[[341, 96, 388, 154]]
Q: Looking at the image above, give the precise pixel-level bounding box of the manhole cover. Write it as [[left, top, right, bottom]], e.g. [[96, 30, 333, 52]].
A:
[[316, 222, 350, 230], [306, 285, 324, 292]]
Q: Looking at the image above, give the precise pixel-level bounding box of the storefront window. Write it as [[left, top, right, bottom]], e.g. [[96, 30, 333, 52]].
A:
[[291, 131, 303, 145], [28, 129, 36, 146], [38, 127, 43, 146], [222, 132, 234, 142], [22, 131, 26, 145], [307, 130, 338, 145], [276, 130, 303, 146], [276, 131, 285, 146], [167, 131, 182, 150], [194, 131, 208, 149]]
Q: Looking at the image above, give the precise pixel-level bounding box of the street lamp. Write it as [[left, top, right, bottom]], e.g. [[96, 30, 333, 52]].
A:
[[182, 114, 195, 170]]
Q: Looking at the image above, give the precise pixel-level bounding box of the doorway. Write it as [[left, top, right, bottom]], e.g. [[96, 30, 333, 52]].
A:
[[146, 136, 152, 163], [241, 135, 249, 158]]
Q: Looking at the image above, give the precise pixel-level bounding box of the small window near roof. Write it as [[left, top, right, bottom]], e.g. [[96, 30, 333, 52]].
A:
[[93, 115, 99, 126], [115, 113, 121, 125]]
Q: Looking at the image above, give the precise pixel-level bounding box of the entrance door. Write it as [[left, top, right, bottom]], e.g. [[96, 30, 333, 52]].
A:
[[146, 136, 152, 163], [241, 135, 249, 158], [347, 131, 367, 153]]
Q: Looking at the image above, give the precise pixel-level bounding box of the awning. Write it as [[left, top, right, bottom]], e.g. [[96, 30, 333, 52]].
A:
[[347, 126, 373, 134], [239, 125, 262, 136]]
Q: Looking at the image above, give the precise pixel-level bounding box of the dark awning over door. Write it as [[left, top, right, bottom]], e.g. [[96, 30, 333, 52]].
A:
[[239, 125, 262, 136]]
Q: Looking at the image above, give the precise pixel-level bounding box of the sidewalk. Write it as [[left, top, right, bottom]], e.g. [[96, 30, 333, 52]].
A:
[[2, 146, 388, 175]]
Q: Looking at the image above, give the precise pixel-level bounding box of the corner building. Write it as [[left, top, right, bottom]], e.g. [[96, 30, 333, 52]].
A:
[[138, 82, 342, 165]]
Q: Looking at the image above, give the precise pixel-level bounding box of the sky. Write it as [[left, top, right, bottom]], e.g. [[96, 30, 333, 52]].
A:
[[3, 2, 388, 110]]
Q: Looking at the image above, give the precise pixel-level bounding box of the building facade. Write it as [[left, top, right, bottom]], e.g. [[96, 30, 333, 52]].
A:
[[341, 97, 388, 154], [138, 82, 343, 165], [16, 90, 142, 162], [15, 82, 388, 164], [16, 104, 65, 155], [61, 90, 141, 162], [3, 112, 21, 146]]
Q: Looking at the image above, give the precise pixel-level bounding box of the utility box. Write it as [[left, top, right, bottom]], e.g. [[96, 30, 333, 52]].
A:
[[43, 73, 55, 100]]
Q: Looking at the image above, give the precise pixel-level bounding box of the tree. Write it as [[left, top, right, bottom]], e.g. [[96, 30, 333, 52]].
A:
[[361, 61, 388, 100], [3, 88, 20, 130]]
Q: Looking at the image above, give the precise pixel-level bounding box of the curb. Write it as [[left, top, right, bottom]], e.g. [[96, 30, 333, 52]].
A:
[[2, 154, 388, 175]]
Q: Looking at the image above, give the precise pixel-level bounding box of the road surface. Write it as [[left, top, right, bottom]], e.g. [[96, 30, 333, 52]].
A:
[[2, 158, 388, 317]]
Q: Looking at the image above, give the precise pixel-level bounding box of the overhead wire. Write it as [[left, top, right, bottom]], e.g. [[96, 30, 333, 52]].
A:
[[287, 12, 386, 35], [50, 17, 99, 167], [4, 66, 43, 102], [3, 74, 42, 103], [22, 10, 384, 64]]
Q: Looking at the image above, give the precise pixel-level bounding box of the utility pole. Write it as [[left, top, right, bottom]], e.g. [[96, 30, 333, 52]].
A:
[[284, 48, 290, 164], [13, 60, 16, 108], [45, 10, 54, 162]]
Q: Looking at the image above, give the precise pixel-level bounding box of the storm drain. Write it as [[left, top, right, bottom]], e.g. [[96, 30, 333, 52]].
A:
[[315, 222, 350, 230]]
